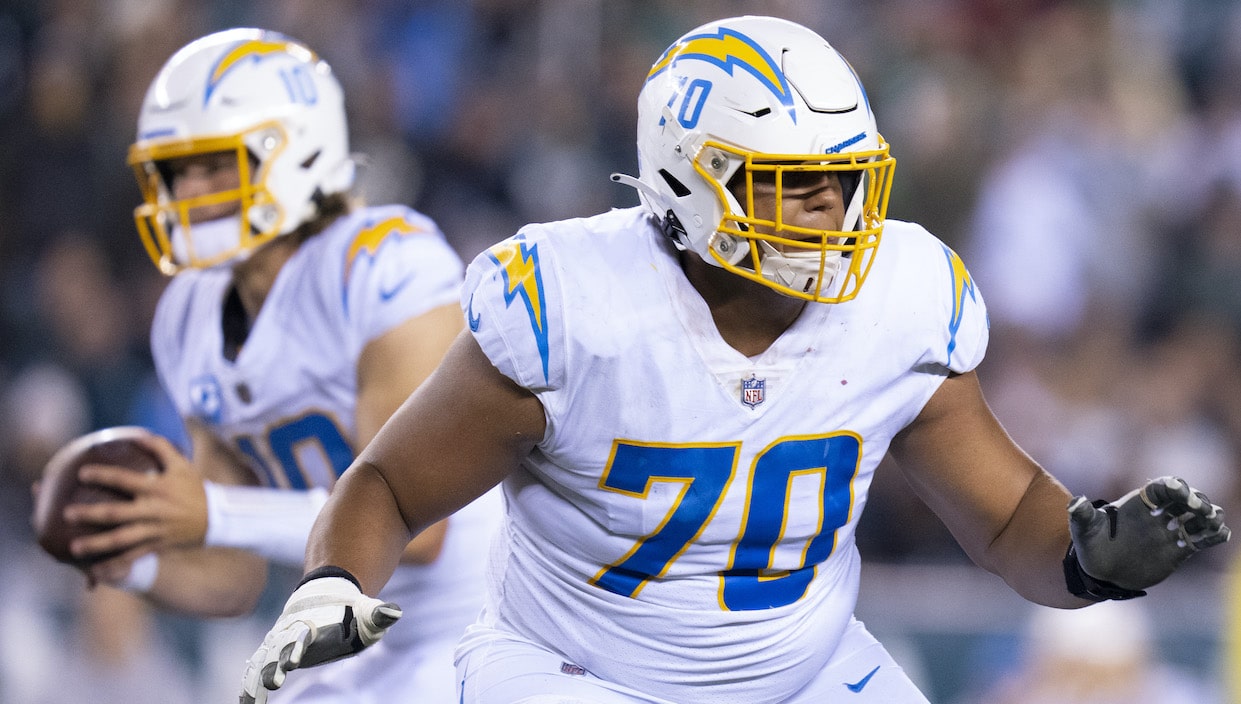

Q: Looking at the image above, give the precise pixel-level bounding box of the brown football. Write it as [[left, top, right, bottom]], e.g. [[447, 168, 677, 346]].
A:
[[32, 426, 164, 567]]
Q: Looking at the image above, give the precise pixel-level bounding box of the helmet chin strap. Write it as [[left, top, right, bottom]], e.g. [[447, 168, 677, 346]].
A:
[[841, 172, 867, 234]]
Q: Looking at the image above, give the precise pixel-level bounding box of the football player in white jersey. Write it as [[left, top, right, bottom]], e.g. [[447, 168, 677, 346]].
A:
[[240, 16, 1229, 704], [60, 29, 500, 703]]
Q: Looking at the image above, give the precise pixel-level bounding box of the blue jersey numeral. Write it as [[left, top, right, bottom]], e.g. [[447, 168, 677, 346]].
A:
[[592, 433, 861, 611], [236, 412, 353, 488]]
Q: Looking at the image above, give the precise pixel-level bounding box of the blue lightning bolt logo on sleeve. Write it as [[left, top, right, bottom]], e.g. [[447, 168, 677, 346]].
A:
[[488, 237, 551, 383], [646, 26, 796, 123], [942, 245, 977, 359]]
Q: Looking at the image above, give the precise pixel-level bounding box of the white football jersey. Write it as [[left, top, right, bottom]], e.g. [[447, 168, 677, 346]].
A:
[[152, 204, 499, 702], [460, 206, 988, 703]]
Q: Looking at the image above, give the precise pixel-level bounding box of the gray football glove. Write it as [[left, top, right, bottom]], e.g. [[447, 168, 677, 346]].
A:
[[240, 568, 401, 704], [1065, 476, 1229, 601]]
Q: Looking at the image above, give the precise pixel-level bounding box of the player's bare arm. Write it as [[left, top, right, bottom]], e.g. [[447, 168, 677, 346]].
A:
[[355, 301, 464, 565], [242, 332, 540, 701], [892, 369, 1228, 606], [127, 547, 267, 616], [889, 370, 1085, 607], [310, 329, 543, 595]]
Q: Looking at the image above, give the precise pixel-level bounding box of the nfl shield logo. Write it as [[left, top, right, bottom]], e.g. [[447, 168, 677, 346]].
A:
[[741, 375, 766, 408], [189, 374, 224, 424]]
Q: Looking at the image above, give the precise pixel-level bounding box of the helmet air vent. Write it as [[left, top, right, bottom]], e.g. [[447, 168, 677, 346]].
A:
[[783, 45, 858, 114], [658, 169, 691, 197]]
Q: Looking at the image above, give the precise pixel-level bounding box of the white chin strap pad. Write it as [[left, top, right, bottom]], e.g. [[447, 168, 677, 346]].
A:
[[170, 215, 246, 268], [758, 240, 841, 295]]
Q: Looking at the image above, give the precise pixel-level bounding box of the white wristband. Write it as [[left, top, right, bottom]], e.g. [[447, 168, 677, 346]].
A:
[[119, 552, 160, 593], [203, 481, 330, 566]]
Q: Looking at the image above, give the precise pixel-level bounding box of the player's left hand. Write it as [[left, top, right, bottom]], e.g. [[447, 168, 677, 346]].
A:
[[1068, 476, 1229, 596], [240, 573, 401, 704]]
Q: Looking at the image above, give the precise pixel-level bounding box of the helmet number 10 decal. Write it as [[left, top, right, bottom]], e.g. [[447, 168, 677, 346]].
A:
[[660, 77, 712, 129], [278, 65, 319, 106], [590, 433, 861, 611]]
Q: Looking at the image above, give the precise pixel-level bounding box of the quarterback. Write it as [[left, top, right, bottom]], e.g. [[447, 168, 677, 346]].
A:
[[242, 16, 1228, 704], [61, 29, 499, 703]]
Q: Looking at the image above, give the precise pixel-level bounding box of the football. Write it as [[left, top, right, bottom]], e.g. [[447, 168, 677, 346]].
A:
[[32, 426, 164, 568]]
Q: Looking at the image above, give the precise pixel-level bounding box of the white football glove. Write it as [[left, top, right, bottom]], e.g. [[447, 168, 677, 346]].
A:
[[240, 571, 401, 704], [1065, 475, 1230, 600]]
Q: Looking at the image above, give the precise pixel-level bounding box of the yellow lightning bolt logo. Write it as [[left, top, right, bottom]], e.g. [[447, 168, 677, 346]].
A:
[[943, 245, 978, 359], [646, 27, 794, 118], [487, 238, 550, 383], [205, 37, 315, 104], [345, 216, 424, 279], [340, 216, 425, 311]]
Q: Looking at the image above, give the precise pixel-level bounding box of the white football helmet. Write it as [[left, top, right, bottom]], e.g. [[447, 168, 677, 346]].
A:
[[128, 28, 355, 274], [613, 16, 896, 303]]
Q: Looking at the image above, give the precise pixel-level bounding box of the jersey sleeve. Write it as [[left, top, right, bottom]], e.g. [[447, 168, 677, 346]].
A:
[[339, 206, 463, 356], [461, 227, 565, 393], [148, 274, 198, 420], [148, 278, 184, 417], [930, 242, 989, 373]]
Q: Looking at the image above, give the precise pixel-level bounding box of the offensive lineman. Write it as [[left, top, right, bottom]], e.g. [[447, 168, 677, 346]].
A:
[[242, 16, 1227, 704]]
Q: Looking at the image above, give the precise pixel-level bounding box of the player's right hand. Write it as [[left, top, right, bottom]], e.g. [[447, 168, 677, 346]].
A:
[[240, 573, 401, 704], [64, 433, 207, 559]]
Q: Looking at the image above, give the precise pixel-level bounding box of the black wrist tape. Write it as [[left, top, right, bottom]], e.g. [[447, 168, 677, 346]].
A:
[[1063, 543, 1147, 602], [300, 565, 361, 590]]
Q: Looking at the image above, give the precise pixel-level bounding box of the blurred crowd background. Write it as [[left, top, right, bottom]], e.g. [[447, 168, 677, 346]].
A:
[[2, 0, 1241, 701]]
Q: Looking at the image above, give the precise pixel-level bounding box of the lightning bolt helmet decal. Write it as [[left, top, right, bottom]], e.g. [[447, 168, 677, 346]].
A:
[[646, 26, 796, 122], [204, 36, 315, 106]]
